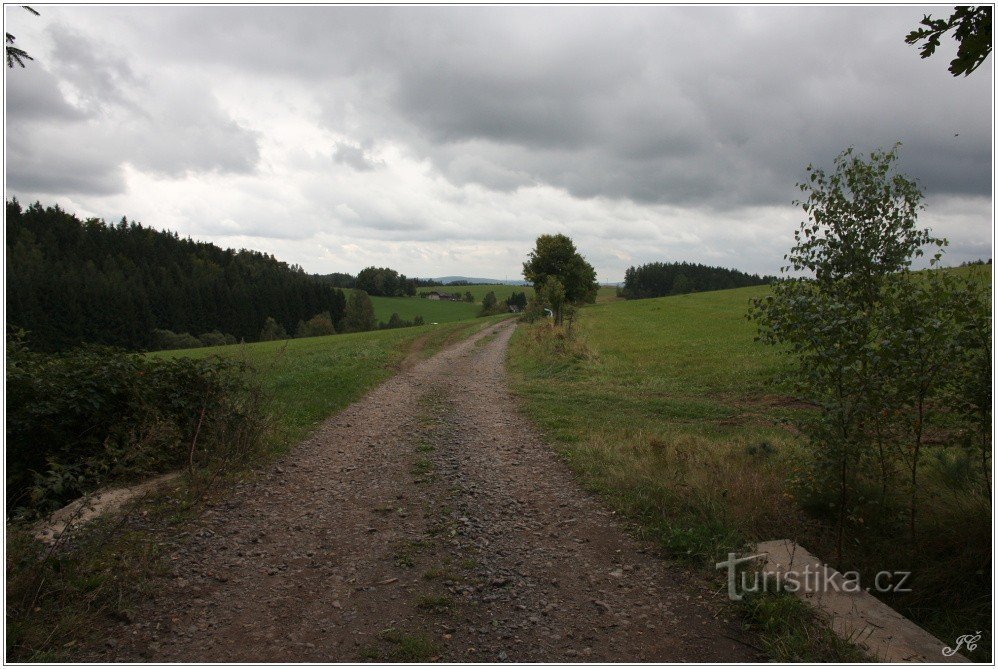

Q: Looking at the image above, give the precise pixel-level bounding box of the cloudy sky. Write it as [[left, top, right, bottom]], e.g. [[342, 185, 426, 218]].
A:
[[4, 5, 992, 281]]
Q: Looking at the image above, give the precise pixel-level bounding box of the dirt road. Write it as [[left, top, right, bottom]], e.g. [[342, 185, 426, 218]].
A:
[[103, 321, 759, 662]]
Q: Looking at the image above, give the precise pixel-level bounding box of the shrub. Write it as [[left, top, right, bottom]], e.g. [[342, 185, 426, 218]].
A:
[[305, 311, 336, 337], [6, 333, 265, 515], [259, 316, 287, 341]]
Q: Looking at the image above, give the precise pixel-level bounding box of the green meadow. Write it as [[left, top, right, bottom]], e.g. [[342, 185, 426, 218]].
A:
[[157, 317, 505, 449], [508, 269, 992, 660], [368, 294, 479, 323], [423, 283, 533, 302]]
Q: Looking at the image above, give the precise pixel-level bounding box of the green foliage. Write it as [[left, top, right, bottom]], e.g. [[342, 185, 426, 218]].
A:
[[355, 266, 417, 297], [6, 333, 263, 514], [6, 200, 348, 351], [905, 6, 992, 76], [506, 290, 528, 311], [151, 329, 201, 351], [522, 233, 598, 306], [621, 261, 774, 299], [750, 145, 990, 559], [537, 276, 567, 324], [478, 290, 502, 316], [304, 311, 336, 337], [259, 316, 288, 341], [342, 290, 377, 333]]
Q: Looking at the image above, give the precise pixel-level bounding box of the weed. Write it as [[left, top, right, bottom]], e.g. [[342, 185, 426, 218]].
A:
[[378, 628, 440, 662]]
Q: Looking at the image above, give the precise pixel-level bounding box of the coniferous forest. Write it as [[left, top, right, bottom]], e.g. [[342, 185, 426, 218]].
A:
[[6, 200, 348, 351], [619, 261, 775, 299]]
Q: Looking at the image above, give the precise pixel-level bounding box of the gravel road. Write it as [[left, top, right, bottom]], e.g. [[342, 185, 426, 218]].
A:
[[102, 320, 760, 662]]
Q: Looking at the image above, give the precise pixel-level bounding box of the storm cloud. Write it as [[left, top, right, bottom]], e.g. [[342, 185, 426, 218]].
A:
[[3, 5, 991, 279]]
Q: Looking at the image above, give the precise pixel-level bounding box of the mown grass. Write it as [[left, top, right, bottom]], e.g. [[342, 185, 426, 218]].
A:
[[156, 317, 505, 450], [368, 294, 480, 324], [508, 271, 991, 661], [8, 317, 504, 662]]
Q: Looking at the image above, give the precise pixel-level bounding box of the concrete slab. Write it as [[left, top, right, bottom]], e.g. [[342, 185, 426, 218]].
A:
[[755, 539, 970, 663]]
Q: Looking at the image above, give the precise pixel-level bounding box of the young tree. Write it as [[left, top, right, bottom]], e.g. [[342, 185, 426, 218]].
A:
[[305, 311, 336, 337], [259, 316, 287, 341], [750, 145, 944, 561], [538, 276, 567, 325], [522, 234, 598, 307], [341, 290, 376, 333], [479, 291, 499, 316]]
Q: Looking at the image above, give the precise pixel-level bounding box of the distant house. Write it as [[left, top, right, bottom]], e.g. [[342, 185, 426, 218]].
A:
[[423, 291, 459, 301]]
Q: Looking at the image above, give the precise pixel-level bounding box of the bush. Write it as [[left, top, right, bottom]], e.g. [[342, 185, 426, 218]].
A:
[[305, 311, 336, 337], [259, 316, 287, 341], [150, 328, 201, 351], [6, 334, 265, 515], [198, 331, 228, 347]]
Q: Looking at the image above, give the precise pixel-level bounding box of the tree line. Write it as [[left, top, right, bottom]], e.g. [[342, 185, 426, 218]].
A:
[[619, 261, 774, 299], [7, 200, 357, 351], [315, 267, 438, 296]]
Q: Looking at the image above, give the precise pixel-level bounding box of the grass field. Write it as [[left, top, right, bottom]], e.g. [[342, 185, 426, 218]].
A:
[[423, 283, 533, 302], [508, 269, 991, 660], [157, 317, 506, 449], [368, 295, 480, 324], [357, 284, 619, 323]]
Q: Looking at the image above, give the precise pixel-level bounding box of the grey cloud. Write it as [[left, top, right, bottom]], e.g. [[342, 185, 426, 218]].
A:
[[6, 21, 259, 197], [6, 131, 125, 195], [5, 65, 88, 121], [332, 142, 382, 171]]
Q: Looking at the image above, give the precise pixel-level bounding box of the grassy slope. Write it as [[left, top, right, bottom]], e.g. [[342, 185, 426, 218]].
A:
[[508, 269, 992, 660], [157, 318, 505, 449]]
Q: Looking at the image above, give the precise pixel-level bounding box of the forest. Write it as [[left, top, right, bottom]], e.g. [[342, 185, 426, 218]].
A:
[[619, 261, 774, 299], [6, 200, 352, 351]]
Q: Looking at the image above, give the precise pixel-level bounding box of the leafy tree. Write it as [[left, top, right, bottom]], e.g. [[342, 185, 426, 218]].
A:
[[906, 6, 992, 76], [479, 291, 498, 316], [259, 317, 287, 341], [464, 291, 474, 303], [538, 276, 567, 325], [749, 145, 944, 561], [505, 291, 528, 311], [342, 290, 376, 333], [295, 319, 308, 338], [355, 266, 416, 297], [522, 234, 598, 310]]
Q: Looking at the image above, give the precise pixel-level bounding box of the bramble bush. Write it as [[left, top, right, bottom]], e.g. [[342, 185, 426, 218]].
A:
[[6, 331, 267, 515]]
